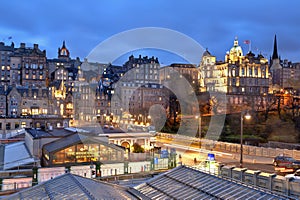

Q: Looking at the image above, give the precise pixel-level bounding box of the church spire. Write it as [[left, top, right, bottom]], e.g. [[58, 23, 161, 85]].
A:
[[62, 40, 66, 49], [272, 35, 279, 60]]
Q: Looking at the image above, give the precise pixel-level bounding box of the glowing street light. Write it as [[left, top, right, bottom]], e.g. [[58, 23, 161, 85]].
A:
[[240, 110, 251, 168]]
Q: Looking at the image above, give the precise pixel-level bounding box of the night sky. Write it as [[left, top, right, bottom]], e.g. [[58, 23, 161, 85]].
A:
[[1, 0, 300, 65]]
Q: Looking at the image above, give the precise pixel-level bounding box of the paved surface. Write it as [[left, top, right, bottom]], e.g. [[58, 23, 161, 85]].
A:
[[156, 137, 277, 174]]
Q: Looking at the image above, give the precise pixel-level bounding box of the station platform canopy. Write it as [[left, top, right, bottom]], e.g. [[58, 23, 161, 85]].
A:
[[131, 165, 289, 200]]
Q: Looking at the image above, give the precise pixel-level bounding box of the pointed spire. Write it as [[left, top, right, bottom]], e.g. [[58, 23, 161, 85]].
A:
[[272, 35, 279, 60], [62, 40, 66, 48]]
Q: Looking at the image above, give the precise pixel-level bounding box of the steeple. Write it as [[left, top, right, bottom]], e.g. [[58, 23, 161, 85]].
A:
[[272, 35, 279, 60], [62, 40, 66, 49], [58, 40, 70, 58]]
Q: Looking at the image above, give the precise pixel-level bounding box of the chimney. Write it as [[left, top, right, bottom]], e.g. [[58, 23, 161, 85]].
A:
[[20, 43, 25, 48], [34, 44, 38, 49]]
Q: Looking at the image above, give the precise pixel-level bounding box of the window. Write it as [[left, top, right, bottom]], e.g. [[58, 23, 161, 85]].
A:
[[31, 108, 39, 115], [6, 123, 11, 130], [241, 68, 245, 76], [22, 109, 28, 115]]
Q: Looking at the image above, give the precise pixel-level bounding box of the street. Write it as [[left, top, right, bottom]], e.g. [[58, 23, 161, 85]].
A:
[[156, 136, 275, 173]]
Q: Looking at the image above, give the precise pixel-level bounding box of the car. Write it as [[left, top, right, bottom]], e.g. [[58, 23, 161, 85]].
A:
[[273, 155, 300, 169], [285, 169, 300, 180], [103, 125, 109, 129]]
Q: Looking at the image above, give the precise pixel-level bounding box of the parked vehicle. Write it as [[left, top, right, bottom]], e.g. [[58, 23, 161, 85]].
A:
[[285, 169, 300, 180], [273, 155, 300, 169]]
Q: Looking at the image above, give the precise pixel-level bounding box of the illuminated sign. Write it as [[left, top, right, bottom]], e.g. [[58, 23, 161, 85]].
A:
[[207, 153, 215, 161], [67, 152, 95, 159]]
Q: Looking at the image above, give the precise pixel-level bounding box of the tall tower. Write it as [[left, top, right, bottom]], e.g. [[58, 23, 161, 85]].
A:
[[270, 34, 282, 87], [58, 41, 70, 61], [272, 35, 279, 60]]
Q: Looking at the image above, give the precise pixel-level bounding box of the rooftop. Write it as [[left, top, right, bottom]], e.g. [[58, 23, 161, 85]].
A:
[[25, 128, 75, 139], [3, 172, 137, 200], [0, 141, 36, 170], [132, 165, 288, 199]]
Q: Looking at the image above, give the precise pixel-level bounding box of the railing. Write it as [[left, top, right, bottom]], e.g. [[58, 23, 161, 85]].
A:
[[156, 132, 300, 160]]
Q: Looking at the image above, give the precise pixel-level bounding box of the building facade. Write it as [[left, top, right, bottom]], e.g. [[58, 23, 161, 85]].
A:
[[0, 42, 14, 86], [10, 43, 48, 87]]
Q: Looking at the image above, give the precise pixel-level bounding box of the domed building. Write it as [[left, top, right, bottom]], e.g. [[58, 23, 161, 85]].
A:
[[200, 37, 270, 113], [225, 37, 243, 63]]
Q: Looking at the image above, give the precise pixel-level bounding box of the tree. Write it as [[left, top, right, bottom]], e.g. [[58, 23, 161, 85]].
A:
[[264, 94, 278, 121], [132, 143, 145, 153]]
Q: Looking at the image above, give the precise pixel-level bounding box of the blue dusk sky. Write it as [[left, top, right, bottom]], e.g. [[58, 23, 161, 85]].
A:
[[1, 0, 300, 65]]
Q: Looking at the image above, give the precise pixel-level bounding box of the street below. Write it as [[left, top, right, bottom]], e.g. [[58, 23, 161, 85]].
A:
[[156, 135, 276, 174]]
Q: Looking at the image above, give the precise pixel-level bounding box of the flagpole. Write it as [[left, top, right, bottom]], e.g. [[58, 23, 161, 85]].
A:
[[249, 40, 251, 52]]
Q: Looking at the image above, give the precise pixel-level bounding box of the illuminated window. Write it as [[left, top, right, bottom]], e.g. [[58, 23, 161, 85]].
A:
[[25, 74, 29, 79], [42, 109, 47, 114], [66, 103, 73, 109], [22, 109, 28, 115], [31, 108, 39, 115], [1, 66, 4, 70], [21, 122, 26, 128], [32, 75, 36, 79]]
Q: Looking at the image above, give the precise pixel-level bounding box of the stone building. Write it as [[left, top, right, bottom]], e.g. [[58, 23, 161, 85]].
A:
[[269, 35, 300, 92], [0, 86, 7, 115], [48, 41, 82, 93], [128, 83, 169, 124], [10, 43, 48, 87], [6, 85, 49, 117], [160, 63, 203, 93], [200, 37, 270, 113], [0, 42, 14, 86]]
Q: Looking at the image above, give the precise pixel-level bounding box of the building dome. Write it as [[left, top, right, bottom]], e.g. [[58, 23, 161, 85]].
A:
[[228, 37, 243, 62], [202, 48, 211, 57]]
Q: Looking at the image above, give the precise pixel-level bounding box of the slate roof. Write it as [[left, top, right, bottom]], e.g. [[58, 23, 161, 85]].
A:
[[132, 165, 289, 200], [43, 133, 123, 154], [3, 173, 137, 200], [25, 128, 74, 139], [1, 141, 36, 170]]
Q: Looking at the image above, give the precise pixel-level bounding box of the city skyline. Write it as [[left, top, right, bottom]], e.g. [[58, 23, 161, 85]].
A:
[[1, 0, 300, 65]]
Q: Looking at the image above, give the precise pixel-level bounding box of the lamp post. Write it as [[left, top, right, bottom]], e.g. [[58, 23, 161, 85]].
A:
[[147, 115, 151, 126], [240, 111, 251, 168]]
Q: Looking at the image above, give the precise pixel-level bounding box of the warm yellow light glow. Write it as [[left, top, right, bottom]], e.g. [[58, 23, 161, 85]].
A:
[[245, 112, 251, 120]]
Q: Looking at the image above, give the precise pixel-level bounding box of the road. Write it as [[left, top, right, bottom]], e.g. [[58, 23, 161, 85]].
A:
[[156, 136, 275, 173]]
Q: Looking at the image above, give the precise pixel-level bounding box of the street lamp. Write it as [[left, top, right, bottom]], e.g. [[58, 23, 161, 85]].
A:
[[240, 110, 251, 168], [147, 115, 151, 126]]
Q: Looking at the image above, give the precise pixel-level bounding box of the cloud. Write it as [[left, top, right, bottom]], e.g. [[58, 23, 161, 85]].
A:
[[1, 0, 300, 62]]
